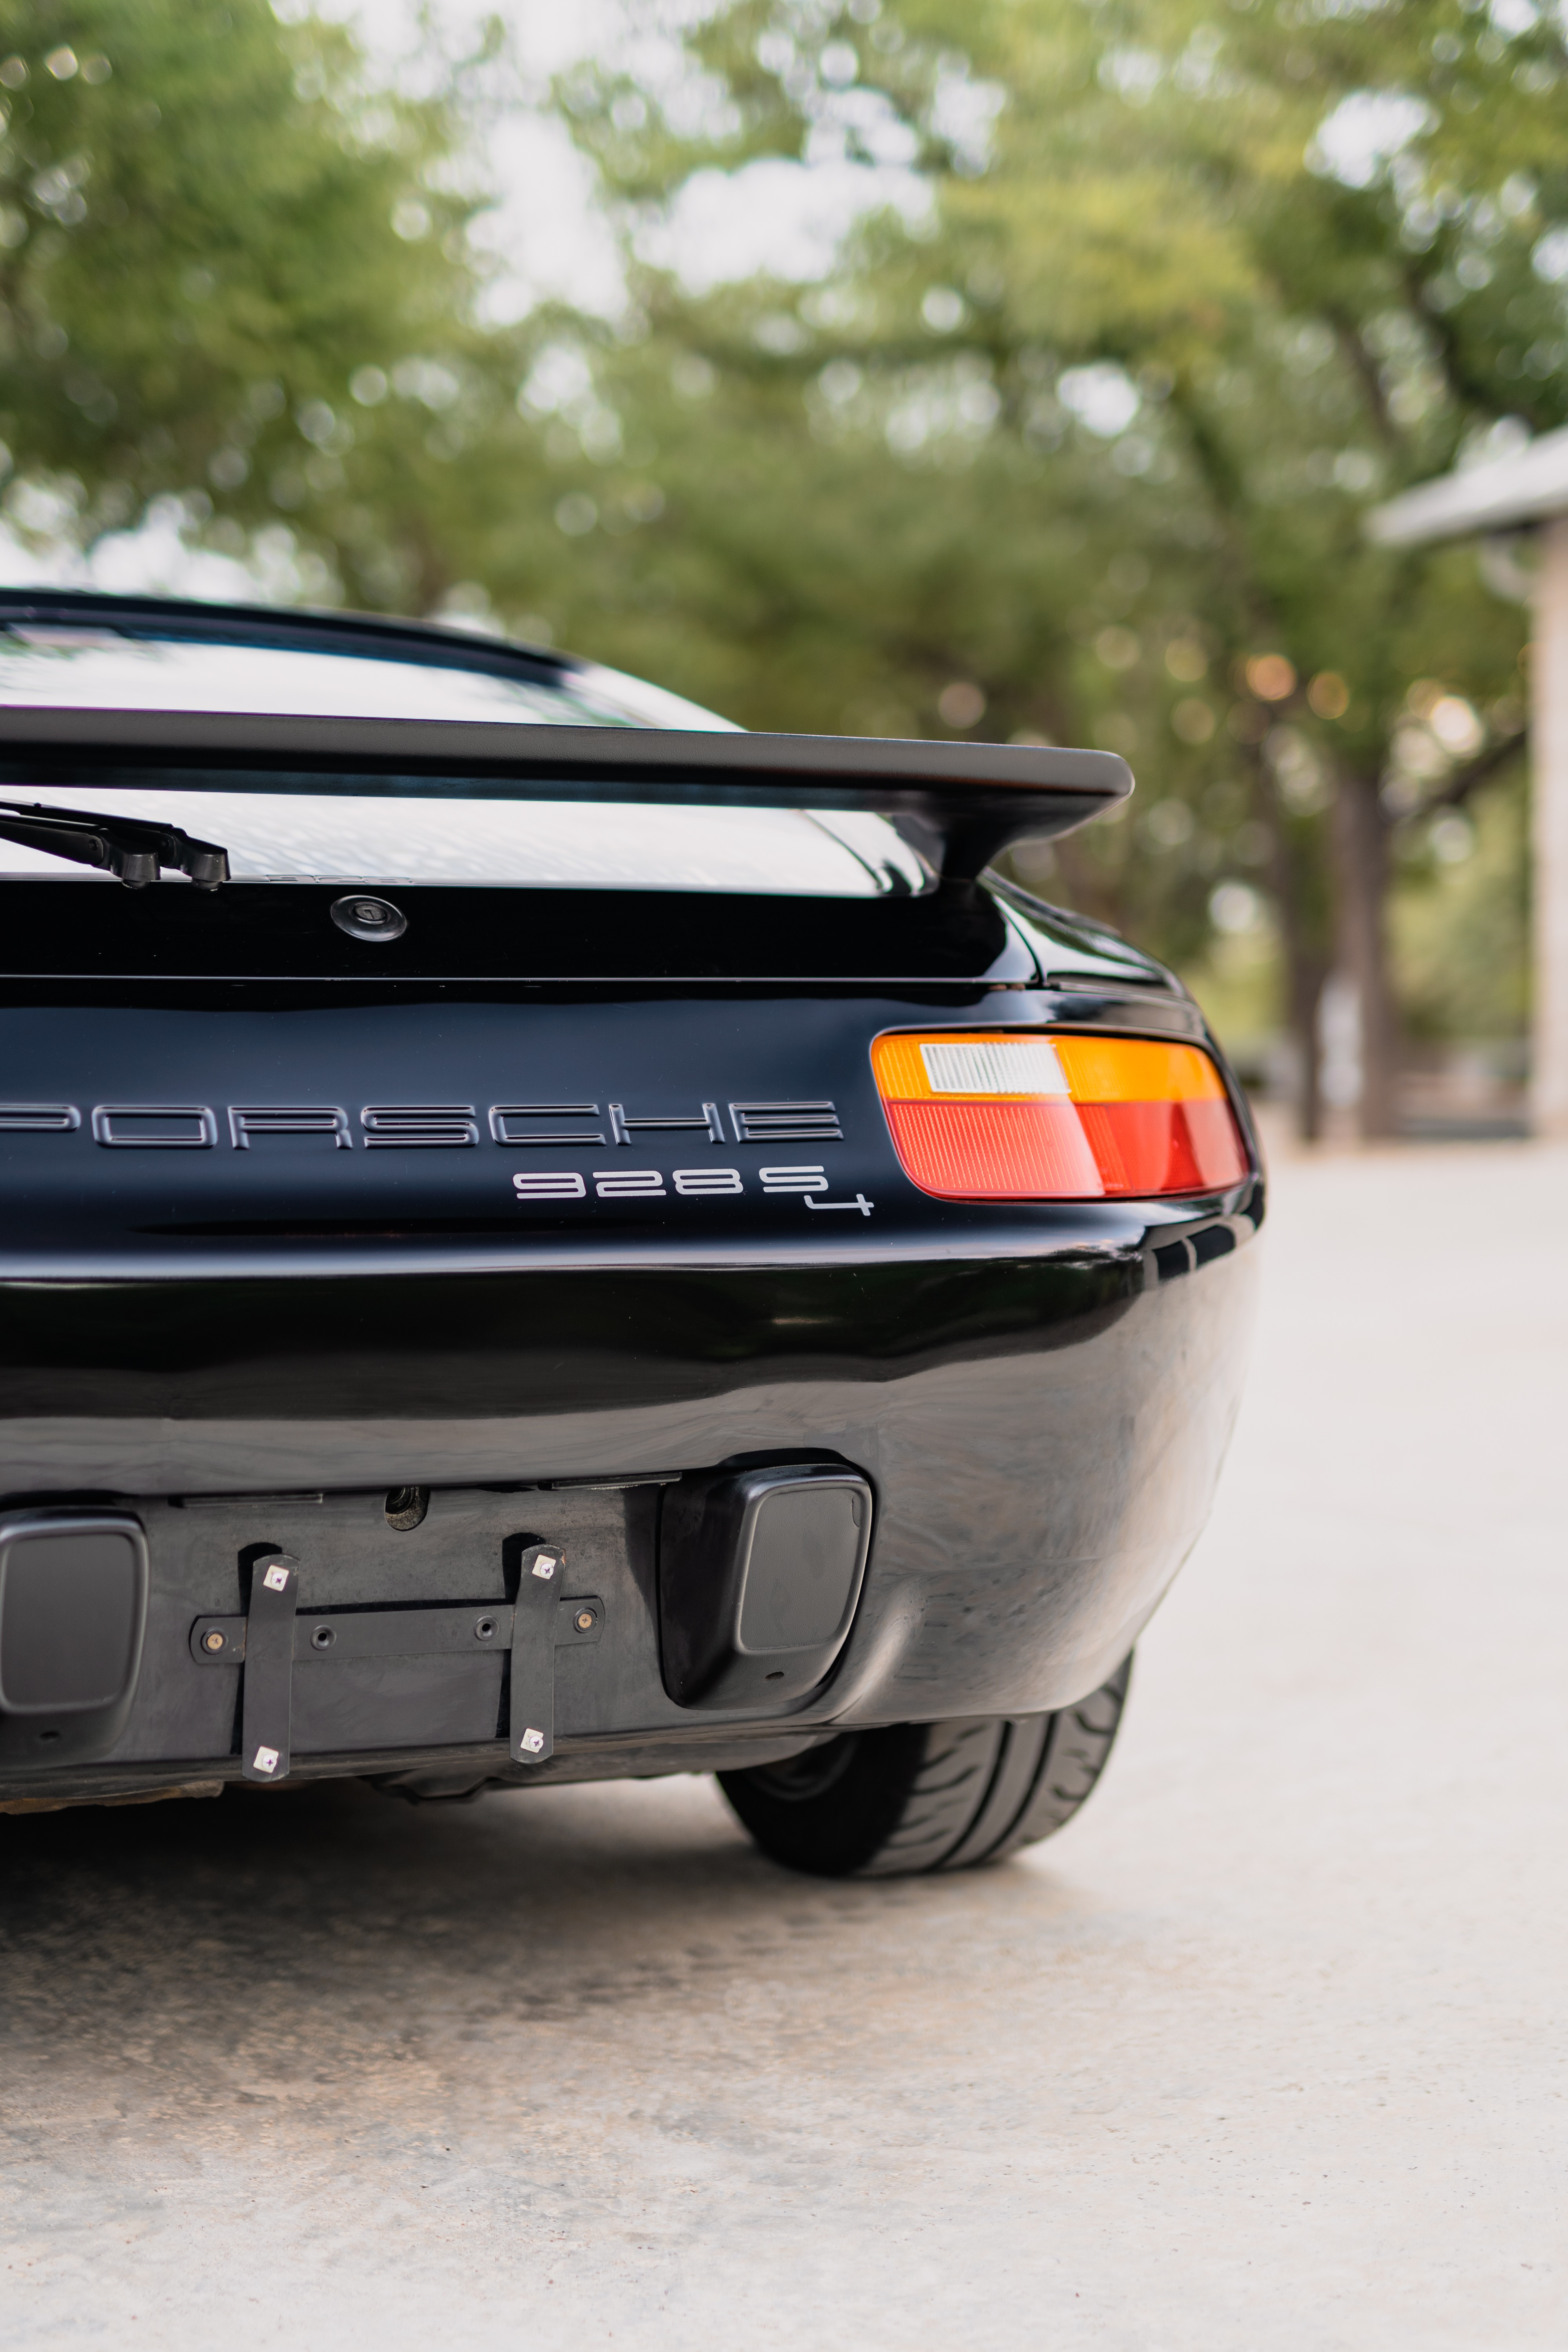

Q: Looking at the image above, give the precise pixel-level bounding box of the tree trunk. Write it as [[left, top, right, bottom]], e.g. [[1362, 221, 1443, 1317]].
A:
[[1265, 826, 1330, 1143], [1286, 939, 1329, 1142], [1331, 771, 1400, 1140], [1255, 758, 1330, 1141]]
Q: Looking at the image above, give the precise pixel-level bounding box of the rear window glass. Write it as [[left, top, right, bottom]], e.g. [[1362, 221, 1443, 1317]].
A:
[[0, 626, 931, 895], [0, 624, 737, 733], [0, 786, 931, 898]]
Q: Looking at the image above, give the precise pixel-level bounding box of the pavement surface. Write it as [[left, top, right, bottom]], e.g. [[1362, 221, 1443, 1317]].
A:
[[3, 1140, 1566, 2351]]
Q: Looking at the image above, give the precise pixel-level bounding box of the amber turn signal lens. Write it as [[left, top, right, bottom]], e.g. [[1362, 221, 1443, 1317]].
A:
[[871, 1031, 1249, 1201]]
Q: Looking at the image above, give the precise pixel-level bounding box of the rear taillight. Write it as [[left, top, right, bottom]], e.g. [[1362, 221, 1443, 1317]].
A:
[[871, 1031, 1249, 1201]]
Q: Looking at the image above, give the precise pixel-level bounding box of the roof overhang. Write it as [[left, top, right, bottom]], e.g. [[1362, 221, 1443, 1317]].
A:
[[1368, 424, 1568, 548]]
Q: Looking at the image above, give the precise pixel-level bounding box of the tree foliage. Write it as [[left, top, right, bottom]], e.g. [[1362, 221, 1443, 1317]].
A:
[[0, 0, 1561, 1133], [543, 0, 1561, 1129], [0, 0, 501, 601]]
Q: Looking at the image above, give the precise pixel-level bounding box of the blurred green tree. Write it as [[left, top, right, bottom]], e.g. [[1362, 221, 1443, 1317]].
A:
[[536, 0, 1561, 1134], [0, 0, 1559, 1138], [0, 0, 501, 606]]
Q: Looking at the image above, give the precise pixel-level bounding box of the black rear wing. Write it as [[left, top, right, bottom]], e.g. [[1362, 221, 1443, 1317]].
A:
[[0, 708, 1132, 880]]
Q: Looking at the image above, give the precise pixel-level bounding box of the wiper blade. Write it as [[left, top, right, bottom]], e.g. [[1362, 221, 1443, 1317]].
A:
[[0, 799, 229, 889]]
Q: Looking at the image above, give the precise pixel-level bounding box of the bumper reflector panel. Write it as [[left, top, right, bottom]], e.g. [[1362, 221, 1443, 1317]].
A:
[[871, 1031, 1249, 1201]]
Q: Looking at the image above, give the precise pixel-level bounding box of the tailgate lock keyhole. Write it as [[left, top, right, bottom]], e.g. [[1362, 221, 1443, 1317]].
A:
[[385, 1486, 429, 1532]]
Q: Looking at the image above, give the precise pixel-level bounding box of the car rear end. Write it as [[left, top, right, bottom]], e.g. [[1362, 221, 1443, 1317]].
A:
[[0, 596, 1261, 1820]]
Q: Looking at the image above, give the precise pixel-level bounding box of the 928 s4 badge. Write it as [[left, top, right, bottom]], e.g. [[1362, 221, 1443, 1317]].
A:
[[511, 1164, 874, 1216]]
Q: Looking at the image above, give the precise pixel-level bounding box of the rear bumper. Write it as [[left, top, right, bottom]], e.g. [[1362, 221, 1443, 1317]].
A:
[[0, 1189, 1260, 1800]]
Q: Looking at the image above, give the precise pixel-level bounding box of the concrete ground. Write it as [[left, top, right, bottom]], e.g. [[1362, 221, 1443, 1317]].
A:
[[3, 1140, 1566, 2351]]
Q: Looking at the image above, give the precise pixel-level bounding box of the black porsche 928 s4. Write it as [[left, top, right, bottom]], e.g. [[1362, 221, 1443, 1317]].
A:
[[0, 590, 1260, 1876]]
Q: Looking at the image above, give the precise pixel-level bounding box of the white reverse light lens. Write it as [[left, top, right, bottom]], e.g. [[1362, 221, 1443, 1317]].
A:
[[918, 1039, 1069, 1096]]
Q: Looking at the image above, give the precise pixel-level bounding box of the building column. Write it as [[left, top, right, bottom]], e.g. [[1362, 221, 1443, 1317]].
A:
[[1532, 513, 1568, 1137]]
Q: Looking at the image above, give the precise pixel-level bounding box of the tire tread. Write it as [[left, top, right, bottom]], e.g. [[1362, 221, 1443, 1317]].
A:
[[718, 1655, 1133, 1880]]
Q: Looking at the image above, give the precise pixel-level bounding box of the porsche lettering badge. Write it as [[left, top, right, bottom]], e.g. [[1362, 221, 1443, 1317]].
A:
[[0, 1098, 869, 1212], [0, 1098, 841, 1146]]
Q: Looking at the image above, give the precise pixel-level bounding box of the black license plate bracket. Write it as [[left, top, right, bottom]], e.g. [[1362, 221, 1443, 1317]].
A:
[[194, 1547, 601, 1780]]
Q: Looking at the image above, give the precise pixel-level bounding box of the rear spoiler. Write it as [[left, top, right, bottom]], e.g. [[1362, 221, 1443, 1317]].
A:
[[0, 709, 1132, 881]]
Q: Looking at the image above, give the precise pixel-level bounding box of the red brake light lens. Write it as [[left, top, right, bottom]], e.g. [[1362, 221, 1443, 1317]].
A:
[[871, 1031, 1249, 1201]]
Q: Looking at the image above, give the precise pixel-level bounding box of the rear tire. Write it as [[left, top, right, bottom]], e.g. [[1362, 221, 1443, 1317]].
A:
[[718, 1654, 1132, 1878]]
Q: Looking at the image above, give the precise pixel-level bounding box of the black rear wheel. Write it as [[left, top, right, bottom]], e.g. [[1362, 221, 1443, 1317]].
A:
[[718, 1655, 1132, 1879]]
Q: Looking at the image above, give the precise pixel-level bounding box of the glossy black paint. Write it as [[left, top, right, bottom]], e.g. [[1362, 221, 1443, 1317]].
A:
[[0, 979, 1226, 1276], [0, 1213, 1256, 1781], [0, 596, 1263, 1801], [0, 874, 1033, 983], [0, 967, 1261, 1796]]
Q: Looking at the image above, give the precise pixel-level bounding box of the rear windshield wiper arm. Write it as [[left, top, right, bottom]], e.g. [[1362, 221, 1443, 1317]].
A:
[[0, 799, 229, 889]]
